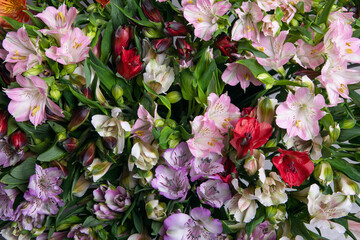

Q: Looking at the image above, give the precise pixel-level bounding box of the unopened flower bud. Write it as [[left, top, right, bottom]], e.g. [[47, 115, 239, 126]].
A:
[[10, 130, 28, 150], [86, 158, 112, 182], [164, 22, 188, 36], [81, 86, 93, 100], [102, 136, 117, 150], [87, 3, 97, 12], [143, 28, 163, 39], [168, 139, 180, 149], [80, 142, 96, 166], [166, 91, 182, 104], [23, 63, 44, 77], [266, 205, 286, 225], [175, 38, 194, 60], [215, 34, 237, 61], [154, 119, 165, 128], [257, 97, 277, 124], [341, 119, 356, 130], [93, 36, 102, 58], [95, 0, 110, 9], [313, 161, 333, 186], [50, 84, 61, 102], [64, 64, 77, 74], [334, 172, 360, 196], [63, 137, 79, 153], [68, 107, 91, 131], [290, 19, 299, 27], [145, 200, 166, 221], [50, 160, 68, 177], [243, 149, 265, 176], [257, 73, 275, 86], [112, 85, 124, 101], [166, 119, 177, 129], [329, 123, 340, 143], [151, 38, 172, 53], [141, 0, 163, 23], [0, 110, 9, 138], [139, 171, 154, 186], [113, 26, 133, 59]]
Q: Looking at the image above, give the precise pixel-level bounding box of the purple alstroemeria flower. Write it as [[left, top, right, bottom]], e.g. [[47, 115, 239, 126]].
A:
[[93, 203, 118, 220], [93, 184, 108, 202], [0, 138, 24, 168], [189, 153, 224, 181], [163, 142, 192, 170], [163, 207, 223, 240], [151, 165, 190, 201], [68, 224, 95, 240], [0, 183, 19, 221], [197, 179, 231, 208], [237, 221, 276, 240], [22, 192, 63, 217], [105, 186, 131, 212]]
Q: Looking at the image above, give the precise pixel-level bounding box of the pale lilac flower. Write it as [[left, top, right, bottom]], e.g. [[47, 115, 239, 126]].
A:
[[28, 165, 63, 202], [0, 183, 18, 221], [93, 184, 108, 202], [22, 192, 63, 217], [17, 211, 45, 231], [276, 87, 326, 141], [93, 203, 118, 220], [308, 184, 352, 233], [46, 28, 91, 65], [36, 4, 78, 41], [294, 39, 324, 70], [190, 153, 224, 181], [262, 14, 280, 37], [253, 31, 296, 70], [204, 93, 240, 133], [163, 142, 192, 170], [131, 104, 158, 143], [181, 0, 196, 8], [163, 207, 222, 240], [231, 2, 263, 42], [151, 165, 190, 201], [250, 221, 276, 240], [256, 0, 280, 11], [5, 75, 64, 126], [197, 179, 231, 208], [105, 186, 131, 212], [187, 116, 224, 158], [68, 224, 94, 240], [0, 138, 24, 168], [2, 27, 42, 76], [91, 108, 131, 154], [183, 0, 231, 41], [222, 62, 262, 92]]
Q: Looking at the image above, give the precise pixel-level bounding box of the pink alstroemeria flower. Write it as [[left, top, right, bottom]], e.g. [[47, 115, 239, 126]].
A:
[[231, 2, 263, 42], [2, 26, 42, 76], [36, 4, 78, 41], [183, 0, 231, 41], [256, 0, 280, 12], [46, 28, 91, 65], [222, 62, 262, 91], [253, 31, 296, 70], [294, 39, 324, 70], [4, 75, 64, 126]]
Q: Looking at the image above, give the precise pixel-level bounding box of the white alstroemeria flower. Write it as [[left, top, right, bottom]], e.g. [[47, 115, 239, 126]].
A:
[[129, 140, 159, 171]]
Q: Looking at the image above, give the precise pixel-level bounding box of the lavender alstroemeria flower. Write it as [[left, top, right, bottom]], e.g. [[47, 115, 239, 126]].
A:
[[0, 183, 19, 221], [93, 203, 118, 220], [237, 221, 276, 240], [197, 179, 231, 208], [163, 142, 192, 170], [105, 186, 131, 212], [163, 207, 222, 240], [93, 184, 108, 202], [151, 165, 190, 201], [0, 138, 24, 168], [190, 153, 224, 181], [28, 165, 63, 202], [22, 192, 63, 217], [68, 224, 94, 240]]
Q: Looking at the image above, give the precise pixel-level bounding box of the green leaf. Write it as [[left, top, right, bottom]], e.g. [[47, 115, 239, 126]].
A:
[[1, 174, 28, 185], [132, 208, 143, 233], [48, 121, 66, 134], [100, 20, 114, 63], [289, 216, 316, 240], [315, 0, 336, 26], [83, 216, 105, 227], [110, 0, 126, 29], [88, 51, 116, 91], [275, 7, 284, 22], [10, 158, 36, 180], [143, 83, 171, 118], [338, 126, 360, 142], [159, 126, 173, 149], [327, 158, 360, 183], [236, 59, 275, 86], [37, 144, 66, 162], [237, 40, 269, 58], [349, 90, 360, 108], [68, 86, 107, 115], [180, 69, 196, 101], [1, 17, 40, 36]]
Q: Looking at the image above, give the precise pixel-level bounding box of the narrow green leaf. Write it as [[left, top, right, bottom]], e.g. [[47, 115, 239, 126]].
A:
[[10, 158, 36, 180], [100, 20, 114, 63], [327, 158, 360, 183], [316, 0, 336, 26], [68, 86, 107, 115], [37, 144, 66, 162]]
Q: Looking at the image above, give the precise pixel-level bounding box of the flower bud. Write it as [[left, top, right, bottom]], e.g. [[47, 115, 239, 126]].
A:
[[80, 142, 96, 166], [141, 0, 163, 23], [93, 36, 102, 58], [290, 19, 299, 27], [63, 137, 79, 153], [257, 73, 275, 86], [341, 119, 356, 130], [243, 149, 265, 176], [81, 86, 93, 100], [130, 140, 159, 171], [151, 38, 172, 53], [9, 130, 28, 150], [143, 28, 163, 39], [145, 200, 166, 221], [113, 26, 133, 59], [266, 205, 286, 225], [50, 160, 68, 177], [87, 3, 97, 11], [164, 22, 188, 36], [215, 34, 238, 61], [165, 91, 182, 104], [50, 84, 61, 102], [175, 38, 195, 60], [102, 136, 118, 150], [165, 119, 177, 129], [334, 172, 360, 196], [138, 170, 154, 186], [68, 107, 91, 131], [112, 85, 124, 101], [154, 119, 165, 128], [64, 64, 77, 74], [86, 158, 112, 182], [23, 63, 44, 77], [313, 161, 333, 186], [168, 139, 180, 149], [329, 123, 340, 143], [256, 97, 277, 124], [0, 110, 9, 138]]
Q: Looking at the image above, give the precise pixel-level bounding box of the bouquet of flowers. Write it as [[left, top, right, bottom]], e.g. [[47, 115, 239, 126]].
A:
[[0, 0, 360, 239]]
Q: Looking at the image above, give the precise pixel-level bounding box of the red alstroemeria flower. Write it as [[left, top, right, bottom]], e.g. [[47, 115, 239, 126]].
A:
[[272, 149, 314, 188], [217, 157, 237, 184], [230, 116, 272, 159], [95, 0, 110, 8], [0, 0, 29, 28], [116, 48, 143, 81]]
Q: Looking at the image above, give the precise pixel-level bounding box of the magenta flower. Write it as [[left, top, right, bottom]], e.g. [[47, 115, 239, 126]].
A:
[[231, 2, 263, 42], [163, 207, 222, 240], [189, 153, 224, 181], [294, 39, 324, 70], [183, 0, 231, 41], [5, 75, 64, 126], [204, 93, 240, 134], [163, 142, 192, 170], [36, 4, 78, 41], [276, 87, 326, 141], [2, 26, 42, 76], [0, 183, 18, 221], [28, 165, 63, 202], [222, 62, 262, 91], [252, 31, 296, 70], [131, 104, 158, 144], [197, 179, 231, 208], [187, 116, 224, 158], [46, 28, 91, 65], [151, 165, 190, 201]]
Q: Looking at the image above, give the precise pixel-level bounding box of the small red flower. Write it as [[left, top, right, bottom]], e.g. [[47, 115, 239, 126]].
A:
[[215, 35, 238, 62], [113, 26, 133, 59], [272, 149, 314, 188], [230, 117, 272, 159], [116, 48, 143, 81]]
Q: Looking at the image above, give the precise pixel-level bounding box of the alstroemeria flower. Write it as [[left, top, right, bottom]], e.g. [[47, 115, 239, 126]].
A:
[[68, 224, 95, 240], [105, 186, 131, 212], [238, 221, 276, 240], [163, 142, 192, 170], [0, 137, 24, 168], [222, 62, 262, 91], [294, 39, 324, 70], [130, 140, 159, 171], [163, 207, 222, 239], [91, 108, 131, 154], [272, 149, 314, 187], [231, 2, 263, 42], [36, 4, 77, 41], [151, 165, 190, 201], [230, 116, 272, 159], [252, 31, 296, 70], [190, 153, 224, 181], [131, 104, 158, 144], [256, 0, 280, 11], [5, 75, 64, 126], [183, 0, 231, 41], [2, 26, 42, 76], [197, 179, 231, 208], [283, 133, 322, 160], [22, 192, 63, 217], [308, 184, 352, 233], [262, 14, 280, 37], [276, 87, 326, 141], [0, 0, 28, 28], [0, 183, 18, 221], [116, 48, 143, 81], [46, 27, 91, 65]]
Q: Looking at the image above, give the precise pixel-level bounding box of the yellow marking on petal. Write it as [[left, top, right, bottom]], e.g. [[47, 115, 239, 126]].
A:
[[346, 42, 351, 47], [56, 11, 66, 23], [135, 130, 144, 136], [295, 120, 301, 128], [207, 139, 216, 146], [31, 105, 40, 116], [73, 41, 82, 49], [338, 83, 346, 94], [247, 25, 250, 30], [346, 48, 353, 54], [310, 49, 318, 55], [244, 73, 250, 81], [197, 17, 203, 23], [11, 56, 26, 60], [188, 0, 193, 3]]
